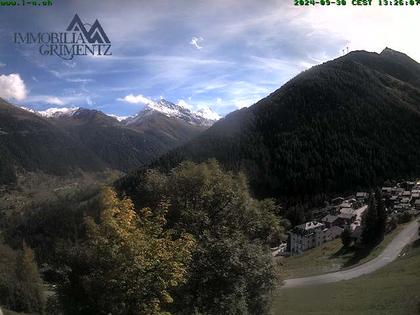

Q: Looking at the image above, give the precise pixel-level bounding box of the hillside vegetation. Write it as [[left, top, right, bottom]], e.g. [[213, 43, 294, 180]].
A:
[[154, 48, 420, 200]]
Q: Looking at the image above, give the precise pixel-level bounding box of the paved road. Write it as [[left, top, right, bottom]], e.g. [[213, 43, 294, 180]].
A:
[[282, 220, 419, 289]]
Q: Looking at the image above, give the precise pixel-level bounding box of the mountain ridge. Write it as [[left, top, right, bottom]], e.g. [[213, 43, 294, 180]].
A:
[[144, 48, 420, 200]]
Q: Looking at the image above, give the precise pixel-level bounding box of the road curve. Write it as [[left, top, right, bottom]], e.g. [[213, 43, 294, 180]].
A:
[[282, 219, 419, 289]]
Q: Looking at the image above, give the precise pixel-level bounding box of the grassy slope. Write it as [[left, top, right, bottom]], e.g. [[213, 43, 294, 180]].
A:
[[272, 239, 420, 315], [278, 224, 407, 278]]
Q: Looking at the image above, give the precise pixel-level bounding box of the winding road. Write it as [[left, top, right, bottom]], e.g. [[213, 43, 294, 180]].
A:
[[282, 219, 419, 289]]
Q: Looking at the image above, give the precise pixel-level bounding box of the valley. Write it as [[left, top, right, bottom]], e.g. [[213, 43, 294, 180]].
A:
[[1, 48, 420, 315]]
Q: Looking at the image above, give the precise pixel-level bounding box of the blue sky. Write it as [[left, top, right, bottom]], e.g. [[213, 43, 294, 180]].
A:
[[0, 0, 419, 118]]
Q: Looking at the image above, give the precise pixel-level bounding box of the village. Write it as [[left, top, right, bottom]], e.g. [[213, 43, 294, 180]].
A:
[[273, 180, 420, 256]]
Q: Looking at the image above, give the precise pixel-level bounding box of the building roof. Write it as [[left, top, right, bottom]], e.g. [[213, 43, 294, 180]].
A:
[[297, 221, 324, 230], [339, 201, 353, 209], [326, 226, 343, 235], [340, 207, 354, 215], [321, 214, 339, 223], [401, 197, 411, 204], [293, 221, 325, 235], [338, 213, 355, 220]]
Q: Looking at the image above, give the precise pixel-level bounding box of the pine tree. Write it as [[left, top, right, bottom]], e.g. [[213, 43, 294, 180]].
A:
[[375, 189, 387, 241], [361, 193, 378, 246], [341, 226, 353, 248]]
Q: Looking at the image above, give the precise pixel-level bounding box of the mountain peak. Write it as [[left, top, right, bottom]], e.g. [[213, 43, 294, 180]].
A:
[[195, 106, 221, 121], [126, 98, 219, 127], [37, 107, 79, 118], [379, 47, 417, 64], [381, 47, 399, 55]]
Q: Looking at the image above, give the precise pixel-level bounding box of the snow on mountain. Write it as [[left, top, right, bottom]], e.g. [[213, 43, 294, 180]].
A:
[[37, 107, 79, 118], [19, 106, 37, 114], [125, 99, 220, 127], [195, 106, 221, 121], [108, 114, 129, 122], [18, 99, 221, 127]]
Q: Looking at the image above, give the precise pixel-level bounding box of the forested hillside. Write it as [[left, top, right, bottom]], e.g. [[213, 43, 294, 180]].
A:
[[153, 49, 420, 199]]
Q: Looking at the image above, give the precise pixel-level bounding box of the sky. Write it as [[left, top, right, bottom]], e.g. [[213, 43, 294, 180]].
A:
[[0, 0, 420, 118]]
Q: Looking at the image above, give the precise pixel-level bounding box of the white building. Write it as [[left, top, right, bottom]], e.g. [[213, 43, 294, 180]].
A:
[[289, 221, 325, 255]]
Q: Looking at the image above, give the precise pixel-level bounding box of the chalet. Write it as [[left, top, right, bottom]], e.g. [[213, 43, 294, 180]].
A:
[[356, 192, 368, 201], [402, 191, 411, 197], [289, 221, 325, 255], [321, 214, 340, 228], [400, 197, 411, 204]]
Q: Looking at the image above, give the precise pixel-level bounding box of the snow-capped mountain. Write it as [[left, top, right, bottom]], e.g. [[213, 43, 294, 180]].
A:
[[124, 99, 220, 127], [20, 99, 221, 127], [195, 106, 221, 121], [23, 106, 80, 118]]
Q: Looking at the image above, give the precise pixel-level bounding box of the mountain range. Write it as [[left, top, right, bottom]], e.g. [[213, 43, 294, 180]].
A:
[[2, 48, 420, 200], [0, 98, 219, 185]]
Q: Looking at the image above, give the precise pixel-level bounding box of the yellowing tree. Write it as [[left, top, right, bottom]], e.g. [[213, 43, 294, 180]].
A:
[[59, 188, 195, 315]]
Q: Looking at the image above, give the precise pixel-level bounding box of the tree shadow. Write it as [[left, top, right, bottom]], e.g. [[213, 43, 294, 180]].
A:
[[412, 238, 420, 249], [329, 246, 354, 259], [327, 243, 377, 267], [342, 245, 374, 267]]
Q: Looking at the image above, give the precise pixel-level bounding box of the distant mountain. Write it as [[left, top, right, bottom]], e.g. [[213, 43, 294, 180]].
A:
[[123, 99, 219, 127], [0, 99, 105, 185], [37, 107, 79, 118], [0, 99, 217, 184], [149, 48, 420, 199], [47, 100, 217, 172]]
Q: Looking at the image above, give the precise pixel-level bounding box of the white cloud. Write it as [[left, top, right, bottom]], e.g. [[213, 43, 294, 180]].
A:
[[293, 5, 420, 62], [234, 100, 251, 109], [117, 94, 153, 104], [190, 36, 204, 49], [63, 61, 77, 68], [26, 94, 87, 106], [45, 96, 65, 106], [67, 78, 94, 83], [0, 73, 27, 101], [86, 97, 94, 106]]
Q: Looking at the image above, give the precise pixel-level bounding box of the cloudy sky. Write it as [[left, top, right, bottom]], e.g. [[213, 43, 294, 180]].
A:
[[0, 0, 419, 117]]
